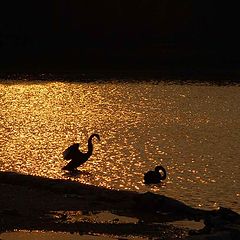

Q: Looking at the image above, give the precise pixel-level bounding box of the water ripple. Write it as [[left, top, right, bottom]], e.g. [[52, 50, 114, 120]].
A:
[[0, 81, 239, 212]]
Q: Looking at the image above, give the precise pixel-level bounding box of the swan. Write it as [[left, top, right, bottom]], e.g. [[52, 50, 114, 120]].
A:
[[62, 133, 100, 171], [144, 166, 167, 184]]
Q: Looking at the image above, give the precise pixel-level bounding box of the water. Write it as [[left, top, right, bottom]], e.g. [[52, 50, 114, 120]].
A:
[[0, 79, 239, 212], [0, 230, 147, 240]]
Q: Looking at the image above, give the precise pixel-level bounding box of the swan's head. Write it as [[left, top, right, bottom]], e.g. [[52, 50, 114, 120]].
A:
[[92, 133, 100, 141], [154, 165, 167, 180], [155, 166, 165, 172]]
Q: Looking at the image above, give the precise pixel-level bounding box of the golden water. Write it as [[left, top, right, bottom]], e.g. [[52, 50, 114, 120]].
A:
[[0, 80, 239, 212]]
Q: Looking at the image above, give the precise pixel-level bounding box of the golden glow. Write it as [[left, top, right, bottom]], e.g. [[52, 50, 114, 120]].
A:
[[0, 81, 239, 212]]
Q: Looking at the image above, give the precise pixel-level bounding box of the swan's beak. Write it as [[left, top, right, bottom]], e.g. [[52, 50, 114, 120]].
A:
[[97, 135, 101, 141]]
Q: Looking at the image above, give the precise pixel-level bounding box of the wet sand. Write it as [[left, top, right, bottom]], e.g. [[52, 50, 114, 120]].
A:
[[0, 171, 239, 239]]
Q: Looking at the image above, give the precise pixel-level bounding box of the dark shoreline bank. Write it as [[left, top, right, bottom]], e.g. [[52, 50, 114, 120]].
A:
[[0, 67, 240, 86], [0, 171, 240, 239]]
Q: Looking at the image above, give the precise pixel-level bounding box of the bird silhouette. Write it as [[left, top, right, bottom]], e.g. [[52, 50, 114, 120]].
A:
[[144, 166, 167, 184], [62, 133, 100, 171]]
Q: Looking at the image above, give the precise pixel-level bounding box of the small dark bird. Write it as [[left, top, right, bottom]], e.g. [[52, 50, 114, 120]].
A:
[[144, 166, 167, 184], [62, 133, 100, 171]]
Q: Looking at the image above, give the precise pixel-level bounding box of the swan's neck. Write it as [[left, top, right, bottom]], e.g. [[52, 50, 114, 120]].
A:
[[87, 136, 94, 156], [160, 168, 167, 180]]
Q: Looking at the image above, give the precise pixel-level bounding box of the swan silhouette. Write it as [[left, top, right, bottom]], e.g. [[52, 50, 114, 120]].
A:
[[62, 133, 100, 171], [144, 166, 167, 184]]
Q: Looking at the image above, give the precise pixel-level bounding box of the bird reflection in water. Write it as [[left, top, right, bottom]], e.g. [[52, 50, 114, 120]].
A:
[[144, 166, 167, 184], [62, 133, 100, 172]]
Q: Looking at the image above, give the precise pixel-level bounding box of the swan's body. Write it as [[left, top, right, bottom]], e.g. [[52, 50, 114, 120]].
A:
[[144, 166, 167, 184], [62, 133, 100, 171]]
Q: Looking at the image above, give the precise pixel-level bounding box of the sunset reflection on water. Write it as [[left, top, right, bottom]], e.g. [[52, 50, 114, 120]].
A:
[[0, 80, 239, 212]]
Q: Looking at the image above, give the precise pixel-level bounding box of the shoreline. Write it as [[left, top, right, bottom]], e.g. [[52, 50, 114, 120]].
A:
[[0, 171, 239, 239], [0, 67, 240, 85]]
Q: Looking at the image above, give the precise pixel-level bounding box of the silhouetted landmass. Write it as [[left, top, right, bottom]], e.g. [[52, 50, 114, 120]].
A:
[[0, 1, 240, 79], [0, 171, 240, 239]]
